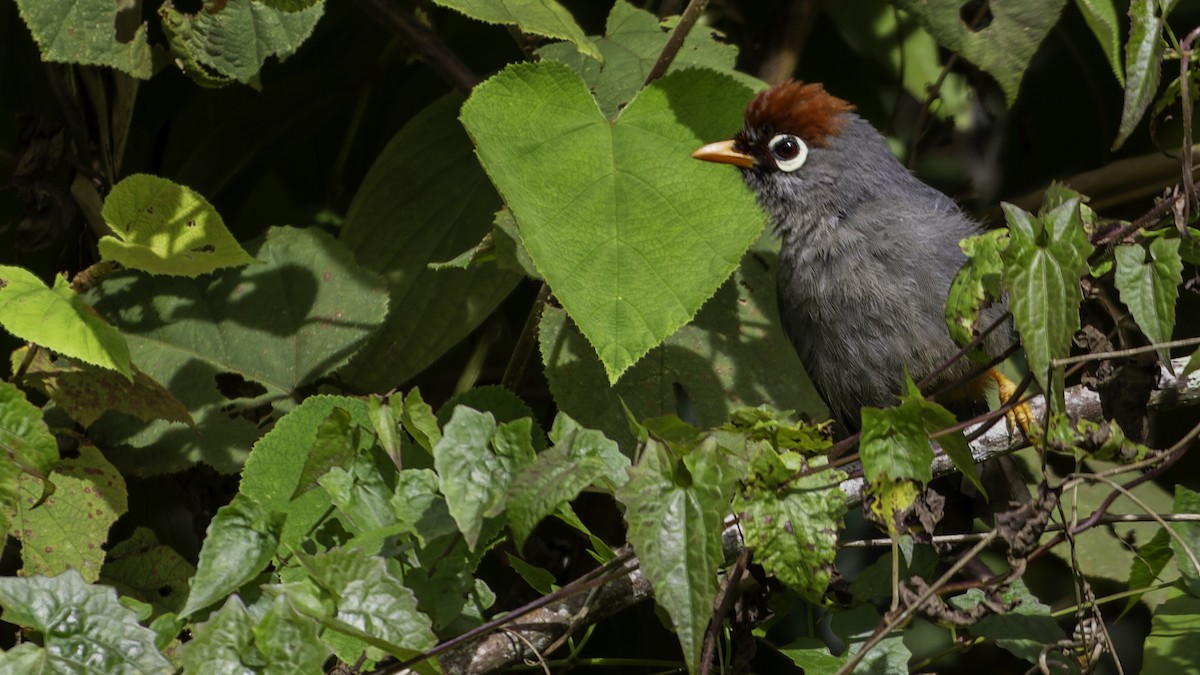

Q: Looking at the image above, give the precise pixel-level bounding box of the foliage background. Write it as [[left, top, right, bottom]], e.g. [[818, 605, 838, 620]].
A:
[[1, 0, 1200, 673]]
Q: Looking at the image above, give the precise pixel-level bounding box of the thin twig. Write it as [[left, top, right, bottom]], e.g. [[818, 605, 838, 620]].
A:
[[1051, 335, 1200, 368], [644, 0, 711, 86], [833, 532, 1000, 675], [353, 0, 479, 93], [1179, 26, 1200, 220], [839, 513, 1200, 547]]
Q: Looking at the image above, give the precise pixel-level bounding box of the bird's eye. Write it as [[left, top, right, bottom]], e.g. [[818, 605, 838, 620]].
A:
[[767, 134, 808, 172]]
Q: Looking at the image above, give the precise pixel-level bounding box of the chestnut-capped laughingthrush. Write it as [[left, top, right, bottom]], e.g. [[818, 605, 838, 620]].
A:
[[693, 81, 1025, 433]]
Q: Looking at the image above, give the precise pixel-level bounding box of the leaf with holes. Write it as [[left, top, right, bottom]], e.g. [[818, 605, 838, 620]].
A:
[[160, 0, 324, 86], [462, 62, 762, 382], [99, 174, 258, 277], [896, 0, 1068, 104]]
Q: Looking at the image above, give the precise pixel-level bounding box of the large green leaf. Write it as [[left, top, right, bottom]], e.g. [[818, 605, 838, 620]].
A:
[[99, 174, 258, 277], [100, 527, 196, 617], [182, 595, 329, 674], [539, 236, 826, 450], [616, 437, 736, 673], [537, 0, 762, 117], [1112, 0, 1164, 149], [1114, 237, 1182, 366], [338, 95, 519, 392], [0, 570, 171, 673], [897, 0, 1068, 104], [13, 0, 152, 78], [463, 62, 762, 382], [160, 0, 324, 86], [1000, 199, 1093, 407], [87, 226, 387, 475], [9, 446, 126, 582], [432, 0, 598, 61], [0, 266, 131, 378]]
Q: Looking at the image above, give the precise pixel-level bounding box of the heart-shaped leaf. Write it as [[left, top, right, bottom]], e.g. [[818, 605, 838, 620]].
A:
[[461, 62, 762, 382]]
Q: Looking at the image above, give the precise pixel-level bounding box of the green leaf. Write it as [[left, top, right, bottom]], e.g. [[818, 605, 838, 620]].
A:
[[1142, 588, 1200, 672], [181, 494, 285, 619], [0, 266, 132, 379], [462, 62, 762, 382], [181, 596, 258, 672], [9, 445, 126, 582], [540, 235, 826, 450], [240, 396, 375, 551], [253, 595, 331, 673], [390, 469, 458, 547], [1114, 237, 1183, 366], [0, 570, 170, 673], [101, 527, 196, 617], [0, 380, 59, 538], [291, 407, 358, 499], [860, 404, 934, 484], [13, 348, 192, 429], [87, 226, 387, 475], [956, 581, 1067, 662], [12, 0, 152, 78], [899, 378, 984, 495], [297, 547, 438, 661], [1113, 0, 1165, 149], [1000, 199, 1093, 407], [506, 413, 629, 549], [160, 0, 324, 86], [778, 641, 847, 675], [1171, 485, 1200, 596], [435, 386, 545, 452], [1185, 347, 1200, 377], [339, 95, 519, 391], [1075, 0, 1124, 85], [616, 437, 736, 673], [434, 407, 535, 549], [432, 0, 598, 61], [537, 0, 762, 117], [318, 448, 397, 535], [401, 389, 441, 454], [895, 0, 1069, 104], [734, 445, 846, 603], [829, 605, 914, 674], [1123, 527, 1173, 617], [98, 174, 258, 276], [945, 229, 1009, 354]]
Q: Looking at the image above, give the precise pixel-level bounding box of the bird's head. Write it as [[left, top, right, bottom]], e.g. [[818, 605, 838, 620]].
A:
[[693, 81, 878, 233]]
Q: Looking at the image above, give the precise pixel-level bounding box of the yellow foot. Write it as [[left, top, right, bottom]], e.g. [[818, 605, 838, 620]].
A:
[[988, 368, 1033, 436]]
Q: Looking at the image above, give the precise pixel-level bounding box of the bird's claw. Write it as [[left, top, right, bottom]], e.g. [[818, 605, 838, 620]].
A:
[[989, 368, 1032, 437]]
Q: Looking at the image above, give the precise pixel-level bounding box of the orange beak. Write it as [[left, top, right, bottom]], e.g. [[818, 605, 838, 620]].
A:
[[691, 139, 756, 168]]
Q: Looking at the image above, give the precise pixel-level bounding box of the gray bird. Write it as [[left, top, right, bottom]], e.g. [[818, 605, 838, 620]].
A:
[[692, 81, 1022, 433]]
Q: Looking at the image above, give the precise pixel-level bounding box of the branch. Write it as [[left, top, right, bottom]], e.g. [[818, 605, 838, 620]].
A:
[[353, 0, 479, 93], [416, 357, 1200, 673], [643, 0, 711, 86]]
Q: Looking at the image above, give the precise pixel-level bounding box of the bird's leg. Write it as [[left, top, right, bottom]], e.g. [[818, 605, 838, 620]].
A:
[[988, 368, 1032, 436]]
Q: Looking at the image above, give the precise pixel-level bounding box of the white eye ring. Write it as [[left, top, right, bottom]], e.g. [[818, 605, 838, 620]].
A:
[[767, 134, 808, 172]]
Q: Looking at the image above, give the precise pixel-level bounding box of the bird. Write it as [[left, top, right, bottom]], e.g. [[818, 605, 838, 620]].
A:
[[691, 81, 1026, 437]]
